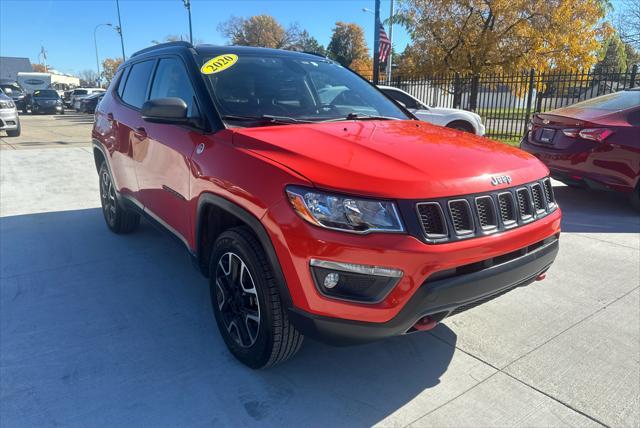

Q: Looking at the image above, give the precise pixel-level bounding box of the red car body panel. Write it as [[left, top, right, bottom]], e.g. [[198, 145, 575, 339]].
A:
[[233, 120, 549, 199], [92, 52, 561, 331], [521, 99, 640, 194]]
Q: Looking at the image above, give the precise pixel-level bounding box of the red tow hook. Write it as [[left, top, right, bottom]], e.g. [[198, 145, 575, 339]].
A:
[[412, 315, 438, 332], [536, 273, 547, 281]]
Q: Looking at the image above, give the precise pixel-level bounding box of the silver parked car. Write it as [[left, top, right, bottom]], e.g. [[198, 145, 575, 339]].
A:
[[0, 89, 20, 137]]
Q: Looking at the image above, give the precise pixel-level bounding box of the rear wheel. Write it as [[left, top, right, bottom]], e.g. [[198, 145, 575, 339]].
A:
[[98, 162, 140, 233], [209, 226, 303, 369], [446, 120, 475, 133]]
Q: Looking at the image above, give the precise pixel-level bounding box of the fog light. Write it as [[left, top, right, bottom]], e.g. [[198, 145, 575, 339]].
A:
[[309, 259, 403, 303], [324, 272, 339, 289]]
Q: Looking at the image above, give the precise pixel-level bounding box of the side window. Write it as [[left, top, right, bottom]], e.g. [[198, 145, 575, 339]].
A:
[[121, 60, 154, 109], [149, 57, 198, 117], [116, 67, 129, 98], [384, 89, 419, 109]]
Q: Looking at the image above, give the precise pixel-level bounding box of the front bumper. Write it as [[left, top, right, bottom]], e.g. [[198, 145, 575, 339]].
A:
[[289, 235, 558, 345], [32, 104, 63, 114], [266, 195, 562, 326], [0, 108, 19, 130]]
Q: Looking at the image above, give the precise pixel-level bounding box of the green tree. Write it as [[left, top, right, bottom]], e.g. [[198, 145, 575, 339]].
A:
[[218, 15, 300, 49], [594, 33, 628, 72], [327, 22, 369, 67], [294, 30, 326, 55]]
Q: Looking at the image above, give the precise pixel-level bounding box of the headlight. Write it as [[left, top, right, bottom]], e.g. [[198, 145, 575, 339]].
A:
[[56, 100, 62, 105], [286, 186, 405, 233], [0, 101, 14, 109]]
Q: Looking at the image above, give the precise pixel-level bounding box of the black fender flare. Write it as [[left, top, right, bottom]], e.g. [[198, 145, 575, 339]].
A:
[[195, 193, 293, 308]]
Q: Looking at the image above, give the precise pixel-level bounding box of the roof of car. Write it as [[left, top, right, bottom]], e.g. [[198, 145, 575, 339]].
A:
[[130, 41, 329, 62]]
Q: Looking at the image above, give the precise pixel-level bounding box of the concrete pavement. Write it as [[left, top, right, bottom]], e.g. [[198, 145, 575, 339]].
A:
[[0, 123, 639, 426]]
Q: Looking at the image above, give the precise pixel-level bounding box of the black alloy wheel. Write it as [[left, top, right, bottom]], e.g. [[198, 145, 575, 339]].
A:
[[215, 251, 261, 348]]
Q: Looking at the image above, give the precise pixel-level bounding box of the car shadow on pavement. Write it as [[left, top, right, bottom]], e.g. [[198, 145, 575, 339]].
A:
[[553, 185, 640, 233], [0, 208, 457, 427]]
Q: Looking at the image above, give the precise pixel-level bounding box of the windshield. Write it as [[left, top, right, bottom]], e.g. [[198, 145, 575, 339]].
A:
[[1, 84, 23, 95], [33, 90, 59, 98], [200, 54, 409, 125], [569, 90, 640, 111]]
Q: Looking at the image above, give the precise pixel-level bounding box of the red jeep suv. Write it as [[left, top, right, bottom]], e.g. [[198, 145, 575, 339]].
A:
[[92, 42, 561, 368]]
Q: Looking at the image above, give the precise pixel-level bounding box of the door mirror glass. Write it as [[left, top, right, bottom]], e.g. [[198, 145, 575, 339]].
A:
[[141, 97, 189, 124]]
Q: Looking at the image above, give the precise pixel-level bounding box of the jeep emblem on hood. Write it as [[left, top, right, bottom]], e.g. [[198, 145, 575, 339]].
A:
[[491, 175, 512, 186]]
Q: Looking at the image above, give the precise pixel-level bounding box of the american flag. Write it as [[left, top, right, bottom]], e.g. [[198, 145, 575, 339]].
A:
[[378, 24, 391, 63]]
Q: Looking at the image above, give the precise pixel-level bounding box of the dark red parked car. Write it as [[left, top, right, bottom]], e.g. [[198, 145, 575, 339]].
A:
[[521, 89, 640, 209]]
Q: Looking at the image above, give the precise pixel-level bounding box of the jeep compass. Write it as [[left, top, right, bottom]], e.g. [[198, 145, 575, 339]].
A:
[[92, 42, 561, 368]]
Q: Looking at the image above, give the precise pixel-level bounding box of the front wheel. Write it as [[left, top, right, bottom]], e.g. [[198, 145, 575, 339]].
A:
[[209, 227, 303, 368], [98, 162, 140, 233]]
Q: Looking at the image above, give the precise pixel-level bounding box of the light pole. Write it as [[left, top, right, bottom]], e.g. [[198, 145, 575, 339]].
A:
[[363, 2, 382, 84], [182, 0, 193, 44], [94, 23, 112, 87], [386, 0, 394, 82], [115, 0, 126, 60]]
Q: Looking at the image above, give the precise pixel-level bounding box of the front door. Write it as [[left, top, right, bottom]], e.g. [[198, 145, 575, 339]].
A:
[[133, 56, 203, 244]]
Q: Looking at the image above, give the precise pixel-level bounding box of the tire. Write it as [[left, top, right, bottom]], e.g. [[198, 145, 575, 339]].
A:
[[446, 120, 475, 133], [98, 162, 140, 233], [6, 122, 20, 137], [209, 226, 303, 369]]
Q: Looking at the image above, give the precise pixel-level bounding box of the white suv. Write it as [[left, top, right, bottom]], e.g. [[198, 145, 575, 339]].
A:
[[379, 85, 485, 135]]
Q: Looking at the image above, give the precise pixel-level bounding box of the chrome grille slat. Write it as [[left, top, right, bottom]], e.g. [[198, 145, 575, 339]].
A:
[[416, 178, 558, 243], [448, 199, 474, 235], [475, 196, 498, 231], [416, 202, 448, 241], [516, 188, 534, 221], [531, 183, 546, 213]]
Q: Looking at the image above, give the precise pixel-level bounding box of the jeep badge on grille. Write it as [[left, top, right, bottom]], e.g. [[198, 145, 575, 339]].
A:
[[491, 175, 512, 186]]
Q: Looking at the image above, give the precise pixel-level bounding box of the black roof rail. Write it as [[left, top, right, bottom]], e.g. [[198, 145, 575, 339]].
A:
[[131, 41, 193, 58], [302, 50, 329, 59]]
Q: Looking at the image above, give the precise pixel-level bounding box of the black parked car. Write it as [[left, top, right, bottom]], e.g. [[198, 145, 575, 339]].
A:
[[26, 89, 64, 114], [79, 92, 104, 113], [0, 79, 27, 113]]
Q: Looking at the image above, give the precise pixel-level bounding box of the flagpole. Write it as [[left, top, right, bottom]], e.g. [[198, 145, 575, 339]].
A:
[[372, 0, 381, 84], [386, 0, 394, 82]]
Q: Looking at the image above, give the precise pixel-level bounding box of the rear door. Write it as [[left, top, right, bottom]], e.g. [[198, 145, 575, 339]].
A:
[[108, 59, 156, 198], [133, 56, 205, 243]]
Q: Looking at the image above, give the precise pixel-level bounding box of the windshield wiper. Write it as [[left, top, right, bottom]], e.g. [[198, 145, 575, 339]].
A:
[[320, 112, 401, 122], [221, 114, 313, 124]]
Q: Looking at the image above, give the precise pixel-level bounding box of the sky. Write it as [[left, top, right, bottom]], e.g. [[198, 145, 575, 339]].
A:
[[0, 0, 410, 76]]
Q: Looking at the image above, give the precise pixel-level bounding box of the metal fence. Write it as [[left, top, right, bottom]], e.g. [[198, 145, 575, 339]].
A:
[[378, 65, 639, 142]]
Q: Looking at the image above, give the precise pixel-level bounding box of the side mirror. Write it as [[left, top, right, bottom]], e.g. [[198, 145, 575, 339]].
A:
[[141, 97, 189, 124]]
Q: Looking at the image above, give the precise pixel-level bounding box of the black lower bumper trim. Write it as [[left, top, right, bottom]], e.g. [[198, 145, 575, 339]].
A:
[[288, 237, 559, 346]]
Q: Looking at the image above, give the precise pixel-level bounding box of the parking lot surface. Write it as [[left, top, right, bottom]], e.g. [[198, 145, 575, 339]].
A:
[[1, 113, 639, 427]]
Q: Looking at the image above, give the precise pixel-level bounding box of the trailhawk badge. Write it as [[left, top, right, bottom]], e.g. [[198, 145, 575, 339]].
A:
[[491, 175, 512, 186]]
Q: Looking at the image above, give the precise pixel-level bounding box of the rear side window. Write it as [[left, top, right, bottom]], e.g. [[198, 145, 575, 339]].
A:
[[149, 57, 198, 116], [382, 89, 419, 109], [74, 89, 88, 95], [116, 68, 129, 98], [121, 60, 154, 109]]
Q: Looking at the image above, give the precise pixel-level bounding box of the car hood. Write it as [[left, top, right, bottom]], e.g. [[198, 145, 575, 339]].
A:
[[232, 120, 548, 199]]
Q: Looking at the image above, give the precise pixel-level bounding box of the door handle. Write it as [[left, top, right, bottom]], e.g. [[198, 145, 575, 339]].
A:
[[133, 126, 147, 139]]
